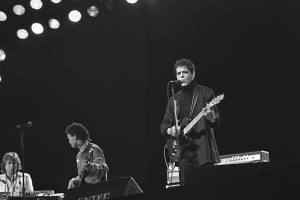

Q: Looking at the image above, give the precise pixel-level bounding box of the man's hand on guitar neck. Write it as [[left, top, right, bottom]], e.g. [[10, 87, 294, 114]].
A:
[[203, 104, 216, 122], [167, 126, 181, 137], [82, 162, 91, 170]]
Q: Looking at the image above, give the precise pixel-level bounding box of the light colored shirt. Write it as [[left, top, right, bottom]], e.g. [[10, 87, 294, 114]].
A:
[[76, 142, 109, 183], [0, 172, 34, 195]]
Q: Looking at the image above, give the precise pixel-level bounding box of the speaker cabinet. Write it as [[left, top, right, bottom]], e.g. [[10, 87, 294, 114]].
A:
[[64, 176, 142, 200]]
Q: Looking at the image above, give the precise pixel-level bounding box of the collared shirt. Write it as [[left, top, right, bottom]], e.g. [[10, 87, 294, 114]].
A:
[[0, 172, 34, 195], [76, 141, 109, 184]]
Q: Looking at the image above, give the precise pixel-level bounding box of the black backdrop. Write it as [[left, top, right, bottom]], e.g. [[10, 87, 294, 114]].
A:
[[1, 0, 300, 193]]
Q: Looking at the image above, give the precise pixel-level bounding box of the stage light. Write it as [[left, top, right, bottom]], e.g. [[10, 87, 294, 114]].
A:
[[30, 0, 43, 10], [0, 62, 3, 81], [51, 0, 62, 3], [126, 0, 138, 4], [17, 29, 29, 39], [13, 5, 25, 15], [68, 10, 81, 22], [48, 19, 60, 29], [0, 49, 6, 61], [87, 6, 100, 17], [0, 11, 7, 21], [31, 23, 44, 34]]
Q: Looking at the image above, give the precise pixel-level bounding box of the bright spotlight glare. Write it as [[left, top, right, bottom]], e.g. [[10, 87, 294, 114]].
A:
[[49, 19, 60, 29], [51, 0, 62, 3], [68, 10, 81, 22], [0, 49, 6, 61], [17, 29, 29, 39], [87, 6, 99, 17], [0, 11, 7, 21], [30, 0, 43, 10], [126, 0, 138, 4], [31, 23, 44, 34], [13, 5, 26, 15]]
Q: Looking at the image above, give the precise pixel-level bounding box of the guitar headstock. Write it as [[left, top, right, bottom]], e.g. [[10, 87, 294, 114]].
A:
[[209, 93, 224, 106]]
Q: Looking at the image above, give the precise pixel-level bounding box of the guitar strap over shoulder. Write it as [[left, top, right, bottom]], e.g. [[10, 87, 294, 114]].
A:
[[188, 86, 200, 121]]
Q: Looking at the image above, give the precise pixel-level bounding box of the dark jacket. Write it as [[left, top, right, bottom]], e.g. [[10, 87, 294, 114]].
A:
[[160, 84, 221, 165]]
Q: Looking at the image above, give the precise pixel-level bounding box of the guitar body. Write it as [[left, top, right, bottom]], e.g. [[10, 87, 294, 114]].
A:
[[178, 117, 192, 146], [76, 147, 94, 187], [166, 117, 190, 162], [166, 94, 224, 162]]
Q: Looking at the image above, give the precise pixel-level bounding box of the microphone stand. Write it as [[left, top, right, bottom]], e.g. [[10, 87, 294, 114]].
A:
[[169, 83, 180, 187], [20, 129, 26, 200], [171, 83, 179, 155]]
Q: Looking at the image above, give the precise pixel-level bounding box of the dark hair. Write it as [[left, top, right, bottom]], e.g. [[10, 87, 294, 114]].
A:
[[174, 58, 195, 75], [65, 122, 91, 142], [1, 152, 22, 173]]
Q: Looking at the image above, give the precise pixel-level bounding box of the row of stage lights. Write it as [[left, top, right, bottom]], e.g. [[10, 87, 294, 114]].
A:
[[0, 0, 139, 64]]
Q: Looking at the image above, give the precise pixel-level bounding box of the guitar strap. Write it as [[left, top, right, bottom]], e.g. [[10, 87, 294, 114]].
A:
[[188, 86, 200, 121]]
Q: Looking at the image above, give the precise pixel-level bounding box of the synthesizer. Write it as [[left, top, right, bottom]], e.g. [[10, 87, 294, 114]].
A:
[[216, 150, 269, 165], [0, 191, 60, 200]]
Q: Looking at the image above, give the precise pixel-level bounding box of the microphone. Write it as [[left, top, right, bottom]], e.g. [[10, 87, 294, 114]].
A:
[[169, 80, 182, 84], [16, 121, 33, 128]]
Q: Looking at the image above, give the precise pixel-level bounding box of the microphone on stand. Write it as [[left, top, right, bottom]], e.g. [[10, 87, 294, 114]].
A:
[[16, 121, 33, 128], [169, 80, 182, 84]]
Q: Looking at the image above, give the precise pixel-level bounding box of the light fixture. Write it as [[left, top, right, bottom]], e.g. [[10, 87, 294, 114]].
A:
[[13, 5, 26, 15], [30, 0, 43, 10], [87, 6, 100, 17], [31, 23, 44, 34], [0, 11, 7, 21], [48, 19, 60, 29], [51, 0, 62, 3], [126, 0, 138, 4], [68, 10, 82, 22], [0, 49, 6, 61], [17, 29, 29, 39]]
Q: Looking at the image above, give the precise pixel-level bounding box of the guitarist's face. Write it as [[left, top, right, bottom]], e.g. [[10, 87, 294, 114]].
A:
[[176, 66, 195, 87], [67, 133, 79, 148]]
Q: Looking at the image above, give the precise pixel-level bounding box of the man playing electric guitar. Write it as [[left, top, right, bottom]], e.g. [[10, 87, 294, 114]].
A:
[[66, 123, 109, 189], [160, 58, 222, 186]]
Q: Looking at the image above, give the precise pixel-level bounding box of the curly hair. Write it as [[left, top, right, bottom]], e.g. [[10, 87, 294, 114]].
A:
[[65, 122, 91, 142], [1, 152, 22, 173], [174, 58, 195, 75]]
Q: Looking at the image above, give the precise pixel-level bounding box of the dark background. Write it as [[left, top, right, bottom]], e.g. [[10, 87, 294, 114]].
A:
[[1, 0, 300, 193]]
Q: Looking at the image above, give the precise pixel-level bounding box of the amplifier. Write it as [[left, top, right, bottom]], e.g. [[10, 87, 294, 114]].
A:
[[64, 176, 142, 200], [2, 197, 59, 200]]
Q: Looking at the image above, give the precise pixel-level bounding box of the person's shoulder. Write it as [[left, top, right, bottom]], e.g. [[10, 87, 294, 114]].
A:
[[0, 173, 5, 179], [16, 172, 31, 178], [24, 173, 31, 177], [91, 143, 103, 152], [197, 85, 214, 93]]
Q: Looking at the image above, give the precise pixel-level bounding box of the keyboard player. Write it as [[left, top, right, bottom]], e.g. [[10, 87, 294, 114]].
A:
[[0, 152, 34, 195]]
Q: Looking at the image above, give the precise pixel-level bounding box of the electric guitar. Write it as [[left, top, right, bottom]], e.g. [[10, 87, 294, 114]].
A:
[[167, 94, 224, 161], [76, 146, 94, 187]]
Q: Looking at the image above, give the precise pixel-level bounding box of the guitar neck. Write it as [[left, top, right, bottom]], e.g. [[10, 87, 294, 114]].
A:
[[183, 110, 204, 135], [182, 94, 224, 136]]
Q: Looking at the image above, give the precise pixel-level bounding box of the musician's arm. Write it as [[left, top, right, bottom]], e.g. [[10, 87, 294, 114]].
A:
[[207, 110, 220, 127], [203, 88, 220, 128], [25, 173, 34, 192], [89, 148, 109, 176], [68, 176, 80, 189], [160, 98, 174, 137]]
